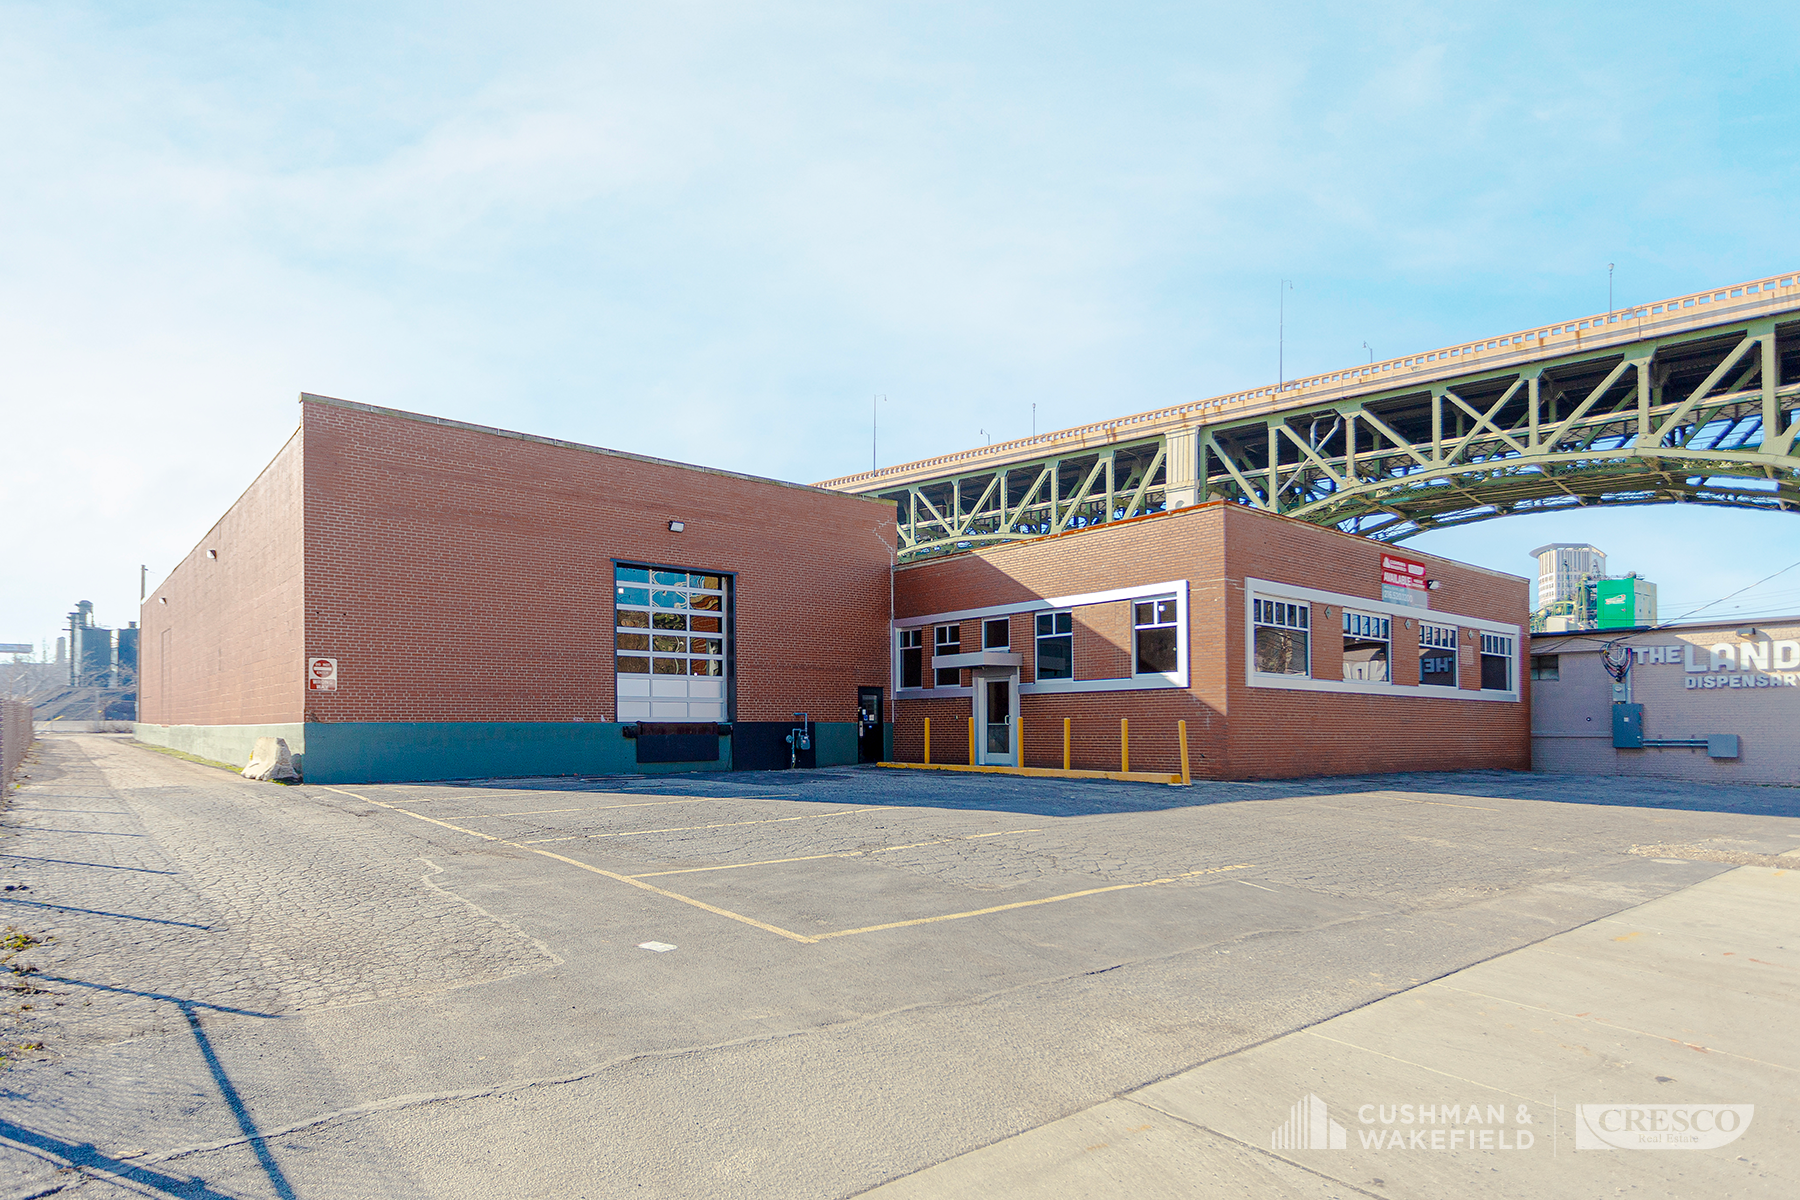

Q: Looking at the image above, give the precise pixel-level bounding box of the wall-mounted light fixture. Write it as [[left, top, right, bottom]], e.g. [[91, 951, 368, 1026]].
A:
[[1426, 579, 1442, 591], [207, 549, 218, 559], [158, 597, 167, 605], [1736, 627, 1761, 639], [668, 520, 685, 532]]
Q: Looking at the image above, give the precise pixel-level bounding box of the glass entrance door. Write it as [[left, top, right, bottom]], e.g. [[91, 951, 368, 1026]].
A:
[[975, 671, 1016, 766]]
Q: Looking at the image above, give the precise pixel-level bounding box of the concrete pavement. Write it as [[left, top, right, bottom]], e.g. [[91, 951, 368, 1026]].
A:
[[1, 733, 1796, 1198], [864, 858, 1797, 1198]]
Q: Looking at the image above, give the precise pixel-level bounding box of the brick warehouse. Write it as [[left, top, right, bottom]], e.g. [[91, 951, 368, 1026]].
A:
[[139, 396, 1532, 783], [137, 395, 896, 782]]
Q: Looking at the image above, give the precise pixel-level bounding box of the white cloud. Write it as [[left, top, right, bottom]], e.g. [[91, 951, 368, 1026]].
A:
[[4, 0, 1799, 647]]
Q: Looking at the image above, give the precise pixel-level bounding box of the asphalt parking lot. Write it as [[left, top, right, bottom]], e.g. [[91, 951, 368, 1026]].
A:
[[2, 734, 1796, 1198]]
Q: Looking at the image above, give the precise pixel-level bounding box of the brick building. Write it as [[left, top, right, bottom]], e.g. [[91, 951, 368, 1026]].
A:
[[1530, 617, 1800, 783], [140, 395, 1531, 783], [137, 396, 896, 782], [891, 503, 1530, 779]]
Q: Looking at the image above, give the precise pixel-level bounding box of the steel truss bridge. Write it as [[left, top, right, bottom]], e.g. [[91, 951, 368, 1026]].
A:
[[818, 272, 1800, 562]]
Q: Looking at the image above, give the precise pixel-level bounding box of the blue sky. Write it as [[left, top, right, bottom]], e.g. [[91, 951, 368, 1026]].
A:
[[4, 1, 1800, 651]]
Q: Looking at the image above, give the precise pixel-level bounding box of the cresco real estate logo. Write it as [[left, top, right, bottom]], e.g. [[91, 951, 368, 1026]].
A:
[[1574, 1104, 1753, 1150]]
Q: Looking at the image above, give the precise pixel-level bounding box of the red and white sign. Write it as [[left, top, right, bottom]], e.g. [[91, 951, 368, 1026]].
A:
[[307, 657, 338, 692], [1381, 554, 1428, 591]]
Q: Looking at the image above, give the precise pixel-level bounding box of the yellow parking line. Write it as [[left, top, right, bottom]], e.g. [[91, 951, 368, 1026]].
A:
[[630, 829, 1044, 879], [376, 793, 796, 808], [516, 806, 897, 844], [460, 798, 776, 819], [632, 852, 860, 878], [1392, 797, 1498, 812], [868, 829, 1040, 854], [815, 864, 1253, 940], [318, 785, 820, 944]]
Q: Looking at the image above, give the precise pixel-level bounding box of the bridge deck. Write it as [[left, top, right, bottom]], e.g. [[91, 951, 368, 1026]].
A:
[[821, 272, 1800, 559]]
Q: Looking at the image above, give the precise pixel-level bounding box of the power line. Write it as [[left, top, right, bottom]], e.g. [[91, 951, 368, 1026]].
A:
[[1657, 556, 1800, 627]]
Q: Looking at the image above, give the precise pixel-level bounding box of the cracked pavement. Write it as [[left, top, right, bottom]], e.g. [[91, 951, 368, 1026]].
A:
[[1, 733, 1796, 1197]]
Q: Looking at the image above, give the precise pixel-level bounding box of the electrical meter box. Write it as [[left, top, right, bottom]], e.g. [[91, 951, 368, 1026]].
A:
[[1612, 703, 1644, 748]]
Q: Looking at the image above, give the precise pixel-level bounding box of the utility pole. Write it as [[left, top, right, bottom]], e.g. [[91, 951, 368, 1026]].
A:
[[1363, 341, 1373, 364], [1031, 402, 1036, 436], [1279, 280, 1294, 391], [1608, 263, 1615, 316], [871, 395, 886, 473], [140, 564, 147, 602]]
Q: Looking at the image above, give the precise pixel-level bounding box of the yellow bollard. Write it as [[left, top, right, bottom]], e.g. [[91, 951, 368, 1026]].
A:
[[1121, 717, 1130, 773], [1178, 719, 1190, 785], [923, 717, 931, 766], [1063, 717, 1071, 771], [968, 715, 976, 766], [1016, 716, 1024, 767]]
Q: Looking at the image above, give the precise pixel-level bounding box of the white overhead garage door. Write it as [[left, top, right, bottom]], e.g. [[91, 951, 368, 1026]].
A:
[[614, 565, 728, 722]]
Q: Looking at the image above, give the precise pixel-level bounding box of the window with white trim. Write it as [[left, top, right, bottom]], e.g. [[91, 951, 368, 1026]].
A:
[[1480, 633, 1514, 691], [934, 624, 962, 687], [1419, 623, 1457, 687], [1133, 597, 1179, 674], [899, 628, 923, 689], [1035, 611, 1073, 680], [1342, 611, 1390, 683], [1253, 598, 1309, 675]]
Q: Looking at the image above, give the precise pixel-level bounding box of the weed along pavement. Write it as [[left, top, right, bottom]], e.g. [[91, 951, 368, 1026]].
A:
[[1, 734, 1796, 1198]]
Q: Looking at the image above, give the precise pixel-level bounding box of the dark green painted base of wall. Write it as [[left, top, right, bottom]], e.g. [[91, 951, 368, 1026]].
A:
[[294, 721, 883, 784]]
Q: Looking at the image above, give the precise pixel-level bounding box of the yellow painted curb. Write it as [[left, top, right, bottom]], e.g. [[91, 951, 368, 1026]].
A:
[[878, 761, 1184, 786]]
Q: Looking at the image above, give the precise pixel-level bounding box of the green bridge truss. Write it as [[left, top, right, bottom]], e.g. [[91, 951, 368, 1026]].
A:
[[823, 275, 1800, 560]]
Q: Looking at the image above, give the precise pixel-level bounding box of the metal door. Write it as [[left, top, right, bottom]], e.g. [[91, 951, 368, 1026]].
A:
[[857, 687, 884, 763]]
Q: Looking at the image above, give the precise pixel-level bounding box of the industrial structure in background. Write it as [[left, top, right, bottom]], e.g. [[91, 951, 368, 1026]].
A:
[[1533, 546, 1656, 636], [10, 603, 140, 722], [67, 601, 137, 689], [1527, 543, 1659, 632]]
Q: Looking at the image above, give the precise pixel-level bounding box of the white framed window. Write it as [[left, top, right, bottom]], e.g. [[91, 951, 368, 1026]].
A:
[[899, 628, 923, 689], [1253, 598, 1309, 676], [1480, 633, 1514, 691], [893, 579, 1188, 696], [1133, 597, 1179, 674], [615, 564, 727, 721], [934, 624, 962, 687], [1342, 611, 1390, 683], [1419, 623, 1457, 687], [1035, 611, 1073, 680]]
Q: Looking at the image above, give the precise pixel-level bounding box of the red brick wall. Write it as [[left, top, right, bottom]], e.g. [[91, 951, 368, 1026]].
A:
[[1219, 503, 1530, 777], [892, 502, 1530, 779], [139, 429, 307, 725], [893, 507, 1228, 774], [299, 399, 894, 724], [1075, 602, 1131, 680]]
